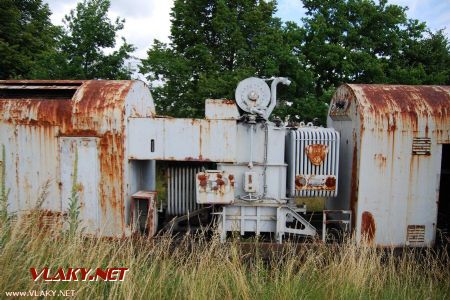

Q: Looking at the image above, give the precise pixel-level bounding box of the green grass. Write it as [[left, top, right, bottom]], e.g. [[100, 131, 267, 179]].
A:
[[0, 213, 449, 300]]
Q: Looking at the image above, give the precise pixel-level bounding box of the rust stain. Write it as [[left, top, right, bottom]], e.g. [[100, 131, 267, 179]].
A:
[[216, 178, 225, 186], [24, 209, 66, 232], [305, 144, 328, 166], [223, 99, 235, 105], [0, 80, 84, 85], [325, 176, 336, 188], [374, 153, 387, 170], [0, 80, 139, 236], [295, 175, 305, 189], [185, 156, 211, 162], [198, 174, 208, 188], [228, 174, 235, 187], [361, 211, 376, 242]]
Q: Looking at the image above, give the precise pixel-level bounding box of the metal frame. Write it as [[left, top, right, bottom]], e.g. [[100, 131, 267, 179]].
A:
[[322, 210, 352, 242], [217, 204, 317, 243]]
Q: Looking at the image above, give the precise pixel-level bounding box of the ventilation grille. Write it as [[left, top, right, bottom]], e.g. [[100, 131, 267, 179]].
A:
[[412, 137, 431, 155], [0, 80, 83, 100], [286, 127, 340, 197], [167, 165, 202, 215], [407, 225, 425, 244]]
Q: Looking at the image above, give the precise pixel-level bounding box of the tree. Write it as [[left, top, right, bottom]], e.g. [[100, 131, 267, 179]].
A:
[[58, 0, 135, 79], [0, 0, 60, 79], [301, 0, 450, 95], [141, 0, 315, 118], [388, 28, 450, 84]]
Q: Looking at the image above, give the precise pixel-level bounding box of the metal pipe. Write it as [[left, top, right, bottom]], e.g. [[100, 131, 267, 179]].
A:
[[265, 77, 291, 119], [262, 122, 268, 198], [248, 123, 254, 169]]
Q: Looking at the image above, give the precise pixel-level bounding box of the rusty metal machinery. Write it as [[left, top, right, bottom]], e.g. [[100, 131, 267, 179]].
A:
[[189, 77, 338, 242], [2, 78, 447, 246]]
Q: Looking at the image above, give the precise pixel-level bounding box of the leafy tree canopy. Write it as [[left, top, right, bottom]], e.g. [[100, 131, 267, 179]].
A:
[[140, 0, 315, 119], [301, 0, 450, 94], [57, 0, 135, 79], [0, 0, 60, 79], [141, 0, 449, 123], [1, 0, 448, 122]]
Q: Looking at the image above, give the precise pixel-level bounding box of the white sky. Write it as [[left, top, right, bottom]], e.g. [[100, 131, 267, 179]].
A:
[[44, 0, 449, 79]]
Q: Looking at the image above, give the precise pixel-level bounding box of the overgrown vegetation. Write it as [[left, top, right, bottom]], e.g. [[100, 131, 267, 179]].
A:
[[0, 145, 9, 224], [0, 215, 449, 299], [141, 0, 450, 122], [68, 147, 81, 236], [1, 0, 449, 123], [0, 0, 134, 80], [0, 154, 448, 299]]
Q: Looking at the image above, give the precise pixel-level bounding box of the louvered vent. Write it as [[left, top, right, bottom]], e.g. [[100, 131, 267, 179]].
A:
[[412, 137, 431, 155], [407, 225, 425, 244], [286, 127, 340, 197]]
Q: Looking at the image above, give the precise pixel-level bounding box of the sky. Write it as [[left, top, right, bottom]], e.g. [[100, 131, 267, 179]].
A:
[[44, 0, 449, 65]]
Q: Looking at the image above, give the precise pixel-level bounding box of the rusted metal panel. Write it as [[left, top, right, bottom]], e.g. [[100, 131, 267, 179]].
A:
[[130, 191, 157, 237], [60, 137, 100, 235], [349, 84, 450, 143], [328, 83, 449, 247], [196, 170, 235, 204], [205, 99, 240, 120], [0, 80, 155, 237], [127, 117, 237, 162]]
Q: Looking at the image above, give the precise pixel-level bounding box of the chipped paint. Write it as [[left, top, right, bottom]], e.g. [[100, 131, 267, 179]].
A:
[[328, 83, 449, 247], [0, 80, 154, 237]]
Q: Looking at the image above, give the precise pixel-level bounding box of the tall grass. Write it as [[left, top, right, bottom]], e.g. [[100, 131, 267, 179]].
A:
[[0, 148, 448, 299], [0, 214, 448, 299]]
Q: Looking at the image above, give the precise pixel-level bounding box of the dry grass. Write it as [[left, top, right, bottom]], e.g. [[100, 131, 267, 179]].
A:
[[0, 214, 449, 300]]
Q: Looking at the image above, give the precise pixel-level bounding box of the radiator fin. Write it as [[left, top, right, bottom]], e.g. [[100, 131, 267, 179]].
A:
[[167, 165, 202, 215], [287, 127, 340, 197]]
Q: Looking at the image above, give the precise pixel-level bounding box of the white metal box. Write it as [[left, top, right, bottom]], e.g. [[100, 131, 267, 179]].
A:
[[196, 170, 235, 204]]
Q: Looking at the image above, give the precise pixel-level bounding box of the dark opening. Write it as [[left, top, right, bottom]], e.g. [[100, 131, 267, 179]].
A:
[[150, 139, 155, 152], [135, 199, 149, 234], [437, 144, 450, 244]]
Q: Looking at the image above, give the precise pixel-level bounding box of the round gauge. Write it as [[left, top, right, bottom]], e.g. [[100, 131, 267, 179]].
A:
[[235, 77, 271, 113]]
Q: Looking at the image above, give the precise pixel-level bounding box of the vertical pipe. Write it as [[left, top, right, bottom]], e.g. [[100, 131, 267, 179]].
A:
[[263, 123, 268, 198], [248, 124, 254, 169]]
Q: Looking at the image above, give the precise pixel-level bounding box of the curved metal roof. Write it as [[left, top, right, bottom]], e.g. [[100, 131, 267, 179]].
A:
[[347, 84, 450, 117], [329, 83, 450, 143], [0, 80, 153, 134]]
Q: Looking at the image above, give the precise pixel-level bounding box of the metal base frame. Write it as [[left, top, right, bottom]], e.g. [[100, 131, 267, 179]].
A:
[[216, 203, 317, 243]]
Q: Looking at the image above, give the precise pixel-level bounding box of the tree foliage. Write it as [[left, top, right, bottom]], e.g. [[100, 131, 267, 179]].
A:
[[141, 0, 449, 123], [58, 0, 135, 79], [301, 0, 450, 95], [1, 0, 448, 122], [0, 0, 135, 80], [140, 0, 314, 119], [0, 0, 59, 79]]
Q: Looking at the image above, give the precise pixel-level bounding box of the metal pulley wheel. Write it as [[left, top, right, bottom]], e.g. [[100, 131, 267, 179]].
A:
[[235, 77, 270, 113]]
